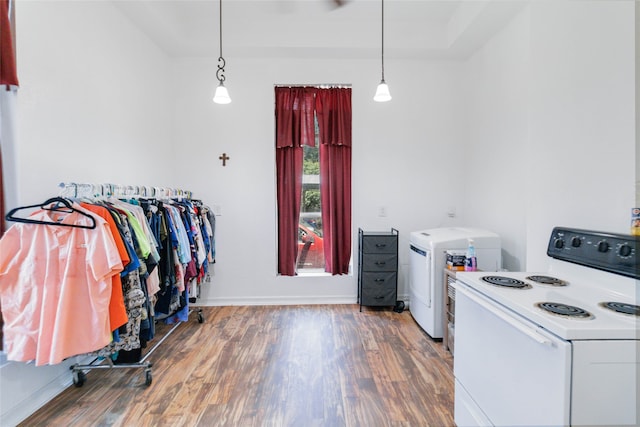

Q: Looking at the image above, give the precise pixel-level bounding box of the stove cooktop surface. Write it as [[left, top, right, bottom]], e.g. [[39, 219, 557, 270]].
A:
[[456, 269, 638, 340], [456, 227, 639, 340]]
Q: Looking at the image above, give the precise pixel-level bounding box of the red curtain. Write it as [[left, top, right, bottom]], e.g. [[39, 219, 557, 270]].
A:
[[275, 87, 316, 276], [316, 88, 352, 275], [0, 0, 15, 350], [0, 0, 15, 234], [1, 0, 19, 87]]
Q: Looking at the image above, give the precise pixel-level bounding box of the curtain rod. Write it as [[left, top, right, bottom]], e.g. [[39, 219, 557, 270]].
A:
[[274, 84, 352, 89]]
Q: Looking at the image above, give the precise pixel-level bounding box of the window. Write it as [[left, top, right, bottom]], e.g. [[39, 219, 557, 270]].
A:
[[275, 86, 352, 276], [298, 142, 324, 271]]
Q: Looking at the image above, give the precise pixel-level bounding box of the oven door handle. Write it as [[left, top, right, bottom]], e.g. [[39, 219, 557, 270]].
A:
[[457, 285, 554, 346]]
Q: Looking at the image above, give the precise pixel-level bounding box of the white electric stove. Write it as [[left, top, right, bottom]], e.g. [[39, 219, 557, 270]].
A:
[[453, 227, 639, 427]]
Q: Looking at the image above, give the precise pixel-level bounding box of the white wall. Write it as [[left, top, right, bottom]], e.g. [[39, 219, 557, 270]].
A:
[[14, 0, 174, 205], [457, 7, 530, 271], [525, 1, 635, 269], [456, 1, 635, 271], [1, 1, 173, 425], [171, 56, 461, 305]]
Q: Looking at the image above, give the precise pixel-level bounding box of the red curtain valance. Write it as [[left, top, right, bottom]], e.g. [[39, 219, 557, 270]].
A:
[[1, 0, 18, 87], [315, 88, 352, 147], [275, 87, 316, 148]]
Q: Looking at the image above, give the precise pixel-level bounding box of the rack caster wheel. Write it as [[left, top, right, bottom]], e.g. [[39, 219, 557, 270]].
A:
[[73, 370, 86, 387], [145, 370, 152, 386], [198, 312, 205, 323]]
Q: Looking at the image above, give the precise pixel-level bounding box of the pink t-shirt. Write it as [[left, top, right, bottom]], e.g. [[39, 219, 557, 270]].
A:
[[0, 207, 124, 366]]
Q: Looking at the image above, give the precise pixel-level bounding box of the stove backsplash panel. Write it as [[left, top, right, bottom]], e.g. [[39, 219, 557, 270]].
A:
[[547, 227, 639, 279]]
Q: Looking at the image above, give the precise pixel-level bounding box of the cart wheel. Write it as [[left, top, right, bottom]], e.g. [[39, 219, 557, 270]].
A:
[[73, 370, 86, 387], [145, 370, 152, 386], [198, 312, 205, 323]]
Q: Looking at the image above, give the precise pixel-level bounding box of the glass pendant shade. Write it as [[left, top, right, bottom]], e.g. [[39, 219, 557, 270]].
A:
[[213, 82, 231, 104], [373, 80, 392, 102]]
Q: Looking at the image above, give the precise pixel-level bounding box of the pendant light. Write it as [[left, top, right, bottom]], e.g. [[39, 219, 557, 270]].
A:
[[213, 0, 231, 104], [373, 0, 391, 102]]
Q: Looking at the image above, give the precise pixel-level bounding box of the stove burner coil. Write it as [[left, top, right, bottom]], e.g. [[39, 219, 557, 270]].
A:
[[525, 275, 568, 286], [482, 276, 531, 289], [536, 302, 594, 319], [600, 302, 640, 317]]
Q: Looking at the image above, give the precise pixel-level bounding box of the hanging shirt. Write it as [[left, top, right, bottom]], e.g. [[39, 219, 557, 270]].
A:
[[185, 202, 207, 269], [88, 212, 146, 358], [204, 207, 216, 262], [123, 209, 152, 260], [108, 198, 160, 263], [165, 204, 191, 264], [0, 208, 123, 366], [80, 202, 130, 332]]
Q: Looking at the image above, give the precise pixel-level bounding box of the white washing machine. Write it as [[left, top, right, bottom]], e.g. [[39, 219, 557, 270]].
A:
[[409, 227, 501, 339]]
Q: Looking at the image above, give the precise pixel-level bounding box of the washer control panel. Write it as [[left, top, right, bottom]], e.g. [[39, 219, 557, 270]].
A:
[[547, 227, 639, 279]]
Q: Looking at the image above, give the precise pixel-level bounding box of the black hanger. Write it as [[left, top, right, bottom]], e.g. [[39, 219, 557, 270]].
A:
[[5, 197, 97, 229]]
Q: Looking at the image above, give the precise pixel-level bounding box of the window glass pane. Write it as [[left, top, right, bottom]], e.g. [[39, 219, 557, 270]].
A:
[[297, 140, 324, 271]]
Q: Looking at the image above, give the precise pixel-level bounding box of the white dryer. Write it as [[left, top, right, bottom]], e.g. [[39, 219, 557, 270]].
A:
[[409, 227, 501, 339]]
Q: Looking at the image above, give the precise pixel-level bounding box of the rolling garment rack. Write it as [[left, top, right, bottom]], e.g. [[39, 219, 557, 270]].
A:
[[4, 182, 213, 387]]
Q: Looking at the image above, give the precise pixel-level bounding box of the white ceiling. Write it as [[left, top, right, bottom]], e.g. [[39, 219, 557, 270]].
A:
[[111, 0, 527, 60]]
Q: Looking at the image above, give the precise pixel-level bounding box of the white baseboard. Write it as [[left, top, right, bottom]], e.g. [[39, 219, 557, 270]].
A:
[[192, 295, 357, 306], [192, 295, 410, 308]]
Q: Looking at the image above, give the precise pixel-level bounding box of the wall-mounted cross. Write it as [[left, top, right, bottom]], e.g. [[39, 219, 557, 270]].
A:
[[219, 152, 230, 166]]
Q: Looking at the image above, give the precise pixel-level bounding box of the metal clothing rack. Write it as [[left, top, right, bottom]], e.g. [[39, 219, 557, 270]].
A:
[[70, 309, 204, 387], [55, 182, 206, 387]]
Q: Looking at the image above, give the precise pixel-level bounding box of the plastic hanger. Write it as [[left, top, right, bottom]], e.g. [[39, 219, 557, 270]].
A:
[[5, 197, 97, 229]]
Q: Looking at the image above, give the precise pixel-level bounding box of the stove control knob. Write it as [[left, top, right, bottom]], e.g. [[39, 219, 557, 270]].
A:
[[597, 240, 610, 253], [619, 244, 632, 257], [571, 237, 581, 248], [554, 238, 565, 249]]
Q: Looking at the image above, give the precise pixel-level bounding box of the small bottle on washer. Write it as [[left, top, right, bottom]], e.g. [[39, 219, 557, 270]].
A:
[[465, 239, 477, 271]]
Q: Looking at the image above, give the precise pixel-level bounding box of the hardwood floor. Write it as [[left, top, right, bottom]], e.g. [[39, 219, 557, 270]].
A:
[[19, 305, 455, 427]]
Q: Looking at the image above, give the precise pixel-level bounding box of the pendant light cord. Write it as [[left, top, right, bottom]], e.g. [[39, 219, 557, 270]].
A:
[[219, 0, 223, 59], [216, 0, 226, 83], [373, 0, 391, 101], [380, 0, 385, 82]]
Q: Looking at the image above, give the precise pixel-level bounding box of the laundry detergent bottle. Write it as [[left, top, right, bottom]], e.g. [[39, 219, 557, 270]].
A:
[[465, 239, 477, 271]]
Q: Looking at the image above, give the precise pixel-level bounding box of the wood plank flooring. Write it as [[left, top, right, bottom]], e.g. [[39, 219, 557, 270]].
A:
[[19, 305, 454, 427]]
